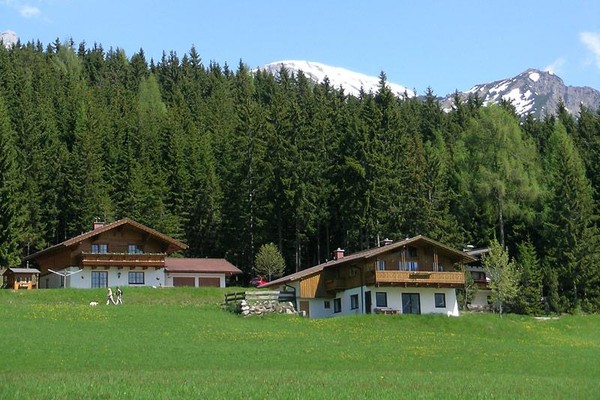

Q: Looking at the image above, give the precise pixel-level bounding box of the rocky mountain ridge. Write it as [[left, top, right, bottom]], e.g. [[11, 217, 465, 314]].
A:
[[443, 68, 600, 118], [260, 61, 600, 118]]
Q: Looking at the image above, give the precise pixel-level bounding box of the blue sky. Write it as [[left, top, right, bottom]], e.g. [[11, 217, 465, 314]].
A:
[[3, 0, 600, 95]]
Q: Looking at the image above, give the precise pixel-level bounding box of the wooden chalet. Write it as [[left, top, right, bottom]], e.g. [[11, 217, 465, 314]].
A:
[[262, 235, 475, 318], [24, 218, 187, 289]]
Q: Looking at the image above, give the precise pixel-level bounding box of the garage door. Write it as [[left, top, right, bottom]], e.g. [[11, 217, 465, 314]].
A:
[[198, 277, 220, 287], [173, 277, 196, 287]]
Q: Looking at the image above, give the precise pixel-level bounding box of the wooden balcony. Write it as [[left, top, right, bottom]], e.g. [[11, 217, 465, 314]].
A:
[[374, 270, 465, 288], [78, 252, 165, 268]]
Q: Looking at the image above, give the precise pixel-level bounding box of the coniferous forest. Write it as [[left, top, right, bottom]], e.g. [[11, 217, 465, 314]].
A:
[[1, 40, 600, 313]]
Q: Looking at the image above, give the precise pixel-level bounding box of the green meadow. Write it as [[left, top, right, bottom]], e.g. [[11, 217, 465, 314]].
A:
[[1, 288, 599, 399]]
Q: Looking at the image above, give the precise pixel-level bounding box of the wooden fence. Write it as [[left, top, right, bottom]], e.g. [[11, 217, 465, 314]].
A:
[[224, 290, 296, 304]]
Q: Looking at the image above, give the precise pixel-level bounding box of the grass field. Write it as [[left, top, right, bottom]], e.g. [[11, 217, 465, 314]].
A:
[[1, 287, 599, 399]]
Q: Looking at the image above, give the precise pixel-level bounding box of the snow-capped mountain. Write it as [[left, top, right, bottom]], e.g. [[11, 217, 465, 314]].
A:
[[260, 61, 600, 118], [259, 60, 415, 98], [443, 68, 600, 118], [0, 30, 18, 48]]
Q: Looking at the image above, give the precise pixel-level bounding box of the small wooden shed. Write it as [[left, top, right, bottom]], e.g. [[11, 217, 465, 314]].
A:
[[3, 268, 41, 290]]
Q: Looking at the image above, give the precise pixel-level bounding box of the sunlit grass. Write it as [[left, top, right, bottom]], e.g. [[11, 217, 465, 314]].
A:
[[1, 288, 599, 399]]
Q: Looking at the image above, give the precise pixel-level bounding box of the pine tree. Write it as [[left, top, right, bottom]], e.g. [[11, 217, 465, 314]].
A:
[[64, 98, 113, 235], [483, 239, 519, 317], [0, 93, 25, 267], [512, 240, 543, 315], [254, 243, 286, 281], [542, 122, 600, 312]]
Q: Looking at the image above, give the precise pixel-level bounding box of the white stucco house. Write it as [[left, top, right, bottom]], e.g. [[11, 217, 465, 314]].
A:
[[261, 235, 475, 318], [23, 218, 241, 289]]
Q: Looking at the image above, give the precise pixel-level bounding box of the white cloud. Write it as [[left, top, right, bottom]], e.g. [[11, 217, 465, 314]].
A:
[[544, 58, 565, 75], [580, 32, 600, 69], [20, 5, 40, 17], [0, 0, 41, 18]]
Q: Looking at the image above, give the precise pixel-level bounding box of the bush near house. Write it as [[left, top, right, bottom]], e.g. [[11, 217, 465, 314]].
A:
[[1, 288, 599, 399]]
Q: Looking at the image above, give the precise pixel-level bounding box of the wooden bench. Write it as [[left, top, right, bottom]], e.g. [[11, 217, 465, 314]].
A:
[[374, 307, 400, 315]]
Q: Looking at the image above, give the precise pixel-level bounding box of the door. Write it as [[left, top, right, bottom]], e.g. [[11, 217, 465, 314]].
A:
[[299, 301, 310, 318], [401, 293, 421, 314], [364, 291, 372, 314]]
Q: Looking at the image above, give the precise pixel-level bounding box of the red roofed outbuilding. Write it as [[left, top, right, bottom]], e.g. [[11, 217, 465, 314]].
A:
[[165, 258, 241, 287]]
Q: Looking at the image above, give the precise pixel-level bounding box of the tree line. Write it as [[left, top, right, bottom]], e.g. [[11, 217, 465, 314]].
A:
[[1, 39, 599, 313]]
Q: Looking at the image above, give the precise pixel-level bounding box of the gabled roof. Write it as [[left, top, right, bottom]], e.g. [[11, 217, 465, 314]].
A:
[[24, 218, 188, 261], [164, 258, 242, 275], [262, 235, 476, 288], [3, 268, 41, 275]]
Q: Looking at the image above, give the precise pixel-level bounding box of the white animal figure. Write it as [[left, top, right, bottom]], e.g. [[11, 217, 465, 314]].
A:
[[89, 301, 98, 307]]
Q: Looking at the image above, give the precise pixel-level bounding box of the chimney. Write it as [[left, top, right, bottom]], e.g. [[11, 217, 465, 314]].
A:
[[381, 238, 393, 246], [334, 248, 345, 260], [93, 220, 105, 230]]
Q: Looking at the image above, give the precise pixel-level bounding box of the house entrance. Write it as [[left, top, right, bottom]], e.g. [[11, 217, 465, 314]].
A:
[[401, 293, 421, 314], [364, 291, 371, 314]]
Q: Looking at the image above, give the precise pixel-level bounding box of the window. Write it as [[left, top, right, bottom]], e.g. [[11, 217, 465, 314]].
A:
[[471, 271, 486, 281], [91, 271, 108, 288], [351, 294, 359, 310], [324, 300, 331, 309], [434, 293, 446, 308], [128, 244, 143, 254], [91, 243, 108, 254], [129, 271, 145, 285], [377, 259, 385, 271], [375, 292, 388, 307], [333, 298, 342, 313], [406, 261, 418, 271], [406, 247, 417, 258]]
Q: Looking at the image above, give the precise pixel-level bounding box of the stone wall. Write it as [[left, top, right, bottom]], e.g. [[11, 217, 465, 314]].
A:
[[232, 299, 297, 317]]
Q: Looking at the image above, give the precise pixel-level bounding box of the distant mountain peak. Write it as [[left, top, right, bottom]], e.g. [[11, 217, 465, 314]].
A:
[[0, 30, 18, 48], [259, 60, 415, 98], [456, 68, 600, 117], [258, 60, 599, 118]]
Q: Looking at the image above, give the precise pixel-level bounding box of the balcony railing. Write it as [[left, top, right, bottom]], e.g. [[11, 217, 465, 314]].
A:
[[375, 270, 465, 287], [78, 252, 165, 268]]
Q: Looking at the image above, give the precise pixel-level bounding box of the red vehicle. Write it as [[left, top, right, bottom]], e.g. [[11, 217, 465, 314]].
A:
[[249, 276, 267, 287]]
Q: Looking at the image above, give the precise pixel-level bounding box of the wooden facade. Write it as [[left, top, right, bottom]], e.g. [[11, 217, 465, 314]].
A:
[[277, 236, 475, 299], [24, 218, 187, 286], [3, 268, 41, 290]]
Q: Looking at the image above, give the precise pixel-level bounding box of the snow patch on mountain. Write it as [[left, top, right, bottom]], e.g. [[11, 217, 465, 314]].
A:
[[445, 68, 600, 118], [258, 61, 600, 119], [0, 30, 18, 48], [259, 60, 415, 98], [529, 72, 540, 82]]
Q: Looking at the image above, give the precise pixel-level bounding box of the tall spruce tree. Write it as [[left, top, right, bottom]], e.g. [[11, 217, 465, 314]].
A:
[[542, 122, 600, 312], [64, 99, 113, 235], [512, 240, 543, 315], [0, 93, 25, 267]]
